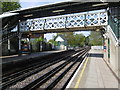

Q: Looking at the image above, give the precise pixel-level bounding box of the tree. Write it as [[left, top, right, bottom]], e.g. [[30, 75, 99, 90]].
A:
[[31, 36, 44, 44], [1, 2, 21, 13], [74, 34, 85, 47], [89, 31, 103, 45], [64, 32, 75, 47], [84, 36, 90, 46]]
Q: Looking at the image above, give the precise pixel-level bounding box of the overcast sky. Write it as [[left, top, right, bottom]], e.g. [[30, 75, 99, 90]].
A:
[[20, 0, 90, 41]]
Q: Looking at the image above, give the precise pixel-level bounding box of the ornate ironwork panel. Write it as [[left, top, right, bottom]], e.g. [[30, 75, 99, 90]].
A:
[[30, 19, 45, 31], [44, 16, 66, 29], [20, 19, 45, 31], [86, 12, 108, 26], [86, 13, 100, 26], [99, 12, 108, 25], [66, 14, 85, 28]]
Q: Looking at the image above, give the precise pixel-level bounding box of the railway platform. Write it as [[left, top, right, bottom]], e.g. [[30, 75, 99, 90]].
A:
[[1, 50, 65, 64], [66, 49, 119, 88]]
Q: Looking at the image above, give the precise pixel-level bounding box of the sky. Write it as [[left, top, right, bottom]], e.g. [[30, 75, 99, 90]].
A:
[[20, 0, 90, 41]]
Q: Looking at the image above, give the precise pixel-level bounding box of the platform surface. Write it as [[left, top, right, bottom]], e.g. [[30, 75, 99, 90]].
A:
[[67, 49, 119, 88], [1, 50, 65, 64]]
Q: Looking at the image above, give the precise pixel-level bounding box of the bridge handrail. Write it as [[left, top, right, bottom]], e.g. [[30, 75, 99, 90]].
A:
[[1, 24, 17, 34]]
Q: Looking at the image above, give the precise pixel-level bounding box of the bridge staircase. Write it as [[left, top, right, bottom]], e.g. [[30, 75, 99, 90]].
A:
[[1, 26, 19, 44]]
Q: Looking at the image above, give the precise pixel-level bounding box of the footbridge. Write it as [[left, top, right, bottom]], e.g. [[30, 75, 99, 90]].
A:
[[20, 11, 107, 33], [0, 1, 120, 78]]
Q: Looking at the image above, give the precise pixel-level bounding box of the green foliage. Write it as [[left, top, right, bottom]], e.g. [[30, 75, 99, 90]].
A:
[[64, 32, 75, 46], [89, 31, 103, 45], [1, 2, 21, 13], [35, 37, 44, 42], [74, 34, 85, 47], [31, 37, 44, 44], [84, 36, 90, 45], [48, 39, 58, 46]]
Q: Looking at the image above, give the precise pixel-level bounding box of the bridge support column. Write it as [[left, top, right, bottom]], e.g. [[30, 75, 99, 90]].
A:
[[8, 39, 10, 55], [28, 33, 32, 54], [18, 20, 22, 56], [18, 35, 21, 56], [40, 41, 43, 52]]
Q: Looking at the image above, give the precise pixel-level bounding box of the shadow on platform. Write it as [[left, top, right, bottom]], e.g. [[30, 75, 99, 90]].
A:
[[88, 53, 103, 58]]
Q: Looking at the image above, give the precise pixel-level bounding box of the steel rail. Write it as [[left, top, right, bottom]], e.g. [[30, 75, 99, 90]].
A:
[[46, 48, 89, 89], [20, 48, 87, 90]]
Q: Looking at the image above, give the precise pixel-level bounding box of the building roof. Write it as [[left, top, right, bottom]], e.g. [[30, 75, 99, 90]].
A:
[[55, 34, 67, 41], [55, 36, 64, 42]]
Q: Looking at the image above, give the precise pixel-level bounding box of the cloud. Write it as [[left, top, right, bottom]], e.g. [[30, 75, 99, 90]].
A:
[[20, 0, 72, 9], [20, 0, 66, 8]]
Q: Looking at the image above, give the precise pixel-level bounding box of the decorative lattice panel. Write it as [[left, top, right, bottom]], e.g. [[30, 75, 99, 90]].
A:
[[86, 13, 100, 26], [45, 16, 66, 29], [20, 19, 45, 31], [29, 19, 45, 31], [99, 12, 108, 25], [66, 14, 85, 28]]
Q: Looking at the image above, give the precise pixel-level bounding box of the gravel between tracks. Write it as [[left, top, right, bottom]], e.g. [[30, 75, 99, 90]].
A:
[[8, 60, 66, 89], [38, 62, 74, 89], [54, 61, 80, 89]]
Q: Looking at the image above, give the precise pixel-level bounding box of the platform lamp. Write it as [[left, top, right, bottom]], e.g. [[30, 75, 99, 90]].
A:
[[96, 29, 100, 32]]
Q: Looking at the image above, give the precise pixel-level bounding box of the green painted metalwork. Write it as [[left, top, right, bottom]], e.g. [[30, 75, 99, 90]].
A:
[[108, 16, 120, 39]]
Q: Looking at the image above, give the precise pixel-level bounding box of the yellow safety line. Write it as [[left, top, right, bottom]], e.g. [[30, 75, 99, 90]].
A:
[[74, 58, 89, 88]]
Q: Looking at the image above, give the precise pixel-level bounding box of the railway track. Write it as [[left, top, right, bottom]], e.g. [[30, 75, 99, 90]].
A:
[[2, 50, 75, 77], [2, 50, 76, 89], [2, 50, 74, 82], [2, 47, 90, 90]]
